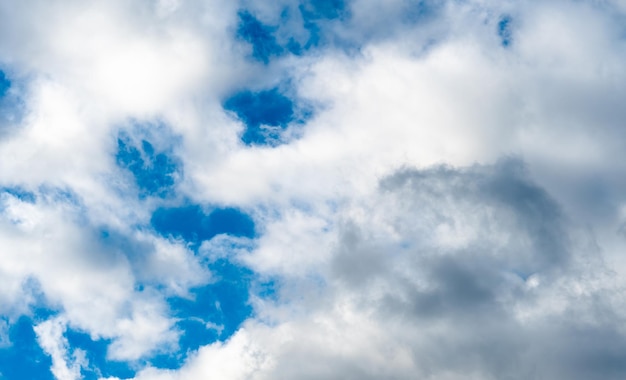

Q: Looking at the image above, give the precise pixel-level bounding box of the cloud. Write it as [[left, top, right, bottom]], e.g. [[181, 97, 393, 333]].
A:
[[1, 0, 626, 379], [133, 160, 626, 379], [34, 317, 85, 380], [0, 188, 197, 361]]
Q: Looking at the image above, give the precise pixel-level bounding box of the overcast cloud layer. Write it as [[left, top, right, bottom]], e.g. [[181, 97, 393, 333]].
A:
[[1, 0, 626, 379]]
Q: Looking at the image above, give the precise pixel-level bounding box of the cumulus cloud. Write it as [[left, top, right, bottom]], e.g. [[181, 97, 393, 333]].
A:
[[0, 188, 205, 361], [35, 317, 86, 380], [129, 160, 626, 380], [1, 0, 626, 379]]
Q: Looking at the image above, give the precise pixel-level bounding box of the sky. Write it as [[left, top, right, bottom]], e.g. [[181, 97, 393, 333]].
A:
[[1, 0, 626, 379]]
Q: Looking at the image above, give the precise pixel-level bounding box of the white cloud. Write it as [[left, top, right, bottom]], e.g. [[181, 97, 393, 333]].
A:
[[34, 317, 85, 380], [0, 188, 206, 362], [2, 0, 626, 379]]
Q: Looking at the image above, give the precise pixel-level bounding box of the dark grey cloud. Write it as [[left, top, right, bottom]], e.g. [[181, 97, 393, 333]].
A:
[[321, 159, 626, 379]]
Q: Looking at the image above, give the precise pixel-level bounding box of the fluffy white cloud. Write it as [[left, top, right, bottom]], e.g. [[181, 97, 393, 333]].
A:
[[35, 317, 86, 380], [0, 188, 209, 361], [2, 0, 626, 379]]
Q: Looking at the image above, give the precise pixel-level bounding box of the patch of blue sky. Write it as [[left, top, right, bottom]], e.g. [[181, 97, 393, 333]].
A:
[[0, 316, 54, 380], [237, 11, 284, 64], [285, 37, 304, 55], [150, 205, 255, 246], [297, 0, 349, 51], [0, 70, 10, 98], [498, 15, 513, 47], [236, 1, 350, 61], [1, 186, 36, 203], [299, 0, 347, 22], [64, 330, 136, 380], [145, 351, 185, 371], [223, 87, 314, 146], [148, 204, 269, 368], [204, 259, 254, 338], [0, 70, 26, 133], [116, 135, 180, 199], [299, 15, 322, 51], [158, 260, 254, 369], [292, 0, 446, 55], [273, 6, 315, 56]]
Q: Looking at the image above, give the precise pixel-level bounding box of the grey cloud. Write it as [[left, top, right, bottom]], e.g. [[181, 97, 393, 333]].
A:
[[320, 160, 626, 379], [333, 160, 572, 291]]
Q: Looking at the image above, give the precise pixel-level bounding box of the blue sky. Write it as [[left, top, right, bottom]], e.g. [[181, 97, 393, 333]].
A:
[[2, 0, 626, 379]]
